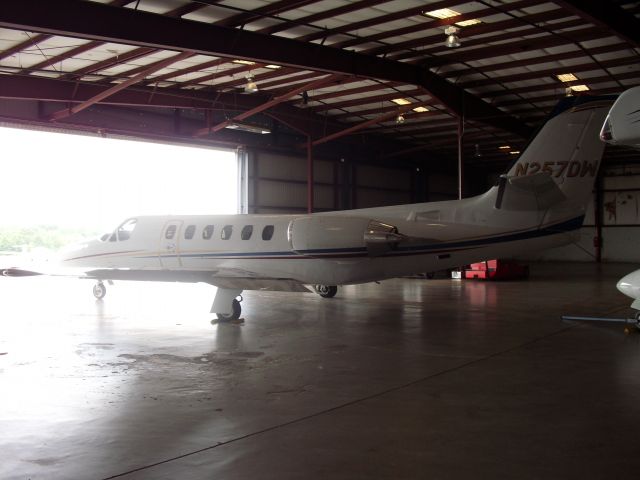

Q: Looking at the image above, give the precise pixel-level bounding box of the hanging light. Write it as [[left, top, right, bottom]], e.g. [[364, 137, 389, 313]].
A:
[[396, 114, 405, 124], [244, 75, 258, 93], [444, 26, 461, 48]]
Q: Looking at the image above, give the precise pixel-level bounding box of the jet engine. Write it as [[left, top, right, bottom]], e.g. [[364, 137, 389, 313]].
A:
[[287, 216, 405, 257]]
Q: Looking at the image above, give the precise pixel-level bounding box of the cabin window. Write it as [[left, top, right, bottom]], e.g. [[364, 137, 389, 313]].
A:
[[241, 225, 253, 240], [184, 225, 196, 240], [221, 225, 233, 240], [262, 225, 274, 241], [116, 218, 137, 241], [203, 225, 214, 240], [165, 225, 177, 240]]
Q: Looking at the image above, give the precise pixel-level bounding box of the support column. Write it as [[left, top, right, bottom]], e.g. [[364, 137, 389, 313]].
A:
[[594, 172, 604, 263], [458, 115, 464, 200], [307, 136, 314, 213]]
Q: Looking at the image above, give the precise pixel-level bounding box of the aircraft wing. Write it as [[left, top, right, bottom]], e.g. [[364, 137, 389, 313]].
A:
[[2, 267, 44, 277], [3, 265, 311, 293]]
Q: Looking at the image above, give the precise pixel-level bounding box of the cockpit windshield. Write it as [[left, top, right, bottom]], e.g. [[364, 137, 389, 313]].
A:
[[100, 218, 138, 242]]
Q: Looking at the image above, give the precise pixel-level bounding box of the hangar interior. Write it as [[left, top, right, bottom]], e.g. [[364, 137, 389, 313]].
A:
[[1, 1, 640, 479]]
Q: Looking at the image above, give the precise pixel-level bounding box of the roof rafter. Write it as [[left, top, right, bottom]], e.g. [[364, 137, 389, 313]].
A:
[[0, 34, 51, 62], [194, 73, 343, 137], [312, 102, 430, 147], [214, 0, 322, 27], [49, 50, 193, 121], [554, 0, 640, 48]]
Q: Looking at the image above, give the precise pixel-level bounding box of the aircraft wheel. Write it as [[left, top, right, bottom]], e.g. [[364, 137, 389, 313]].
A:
[[216, 299, 241, 322], [93, 282, 106, 299], [315, 285, 337, 298]]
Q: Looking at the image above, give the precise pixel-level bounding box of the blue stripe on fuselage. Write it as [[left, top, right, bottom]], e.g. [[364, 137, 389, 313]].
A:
[[142, 216, 584, 261]]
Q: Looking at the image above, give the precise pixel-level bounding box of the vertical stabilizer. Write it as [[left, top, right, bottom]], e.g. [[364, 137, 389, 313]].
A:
[[506, 98, 612, 207]]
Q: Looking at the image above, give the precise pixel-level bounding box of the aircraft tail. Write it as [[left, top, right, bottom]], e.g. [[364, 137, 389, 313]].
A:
[[503, 96, 614, 209]]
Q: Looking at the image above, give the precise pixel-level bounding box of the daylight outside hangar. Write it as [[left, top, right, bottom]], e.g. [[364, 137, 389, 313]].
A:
[[1, 1, 640, 479]]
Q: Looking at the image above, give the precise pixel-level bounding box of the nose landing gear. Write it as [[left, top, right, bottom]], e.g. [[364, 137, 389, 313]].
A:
[[93, 282, 106, 299]]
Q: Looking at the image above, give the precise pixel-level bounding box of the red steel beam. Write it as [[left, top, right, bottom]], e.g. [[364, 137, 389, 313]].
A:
[[256, 0, 393, 35], [22, 0, 139, 75], [554, 0, 640, 48], [366, 6, 568, 57], [312, 103, 430, 146], [0, 34, 51, 62], [49, 50, 193, 121], [460, 56, 639, 90], [214, 0, 323, 27], [296, 0, 456, 43], [439, 42, 628, 79], [59, 2, 207, 81], [394, 22, 604, 63], [310, 88, 427, 113], [194, 73, 342, 136], [334, 0, 542, 51]]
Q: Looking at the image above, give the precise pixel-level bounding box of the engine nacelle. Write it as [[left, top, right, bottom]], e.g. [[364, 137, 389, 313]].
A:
[[287, 216, 404, 257]]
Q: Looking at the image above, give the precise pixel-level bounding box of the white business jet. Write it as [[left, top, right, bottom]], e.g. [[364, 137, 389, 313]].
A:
[[599, 85, 640, 322], [600, 85, 640, 147], [3, 95, 613, 321]]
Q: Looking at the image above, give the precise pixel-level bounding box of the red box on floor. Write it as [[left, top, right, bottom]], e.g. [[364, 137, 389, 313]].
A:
[[463, 260, 529, 280]]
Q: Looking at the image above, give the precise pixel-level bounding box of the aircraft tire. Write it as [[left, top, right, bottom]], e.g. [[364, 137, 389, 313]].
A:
[[315, 285, 337, 298], [93, 282, 106, 299], [216, 299, 241, 322]]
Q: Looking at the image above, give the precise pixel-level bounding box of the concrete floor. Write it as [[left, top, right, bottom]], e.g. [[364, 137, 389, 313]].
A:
[[1, 262, 640, 479]]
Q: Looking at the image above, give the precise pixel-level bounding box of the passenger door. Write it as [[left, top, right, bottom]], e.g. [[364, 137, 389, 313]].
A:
[[159, 220, 183, 268]]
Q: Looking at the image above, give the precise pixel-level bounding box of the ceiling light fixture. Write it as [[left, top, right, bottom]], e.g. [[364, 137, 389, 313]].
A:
[[445, 26, 461, 48], [225, 121, 270, 135], [424, 8, 460, 19], [244, 75, 258, 93], [412, 106, 429, 113], [556, 73, 578, 82], [396, 114, 405, 124], [509, 150, 521, 155], [569, 84, 590, 92], [456, 19, 482, 27], [232, 59, 256, 65], [499, 145, 511, 150], [391, 98, 411, 105], [265, 64, 282, 69]]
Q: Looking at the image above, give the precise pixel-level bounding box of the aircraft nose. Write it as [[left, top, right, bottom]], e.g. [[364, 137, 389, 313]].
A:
[[617, 270, 640, 300]]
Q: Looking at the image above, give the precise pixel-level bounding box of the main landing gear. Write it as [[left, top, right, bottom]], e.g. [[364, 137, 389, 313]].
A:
[[314, 285, 338, 298], [216, 298, 242, 322], [211, 288, 243, 322], [93, 282, 106, 299]]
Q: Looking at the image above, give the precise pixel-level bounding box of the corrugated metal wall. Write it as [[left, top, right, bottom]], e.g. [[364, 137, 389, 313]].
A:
[[522, 164, 640, 263], [247, 151, 452, 214]]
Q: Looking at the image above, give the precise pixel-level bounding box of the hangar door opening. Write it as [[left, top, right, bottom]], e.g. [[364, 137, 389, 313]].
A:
[[0, 125, 238, 254]]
